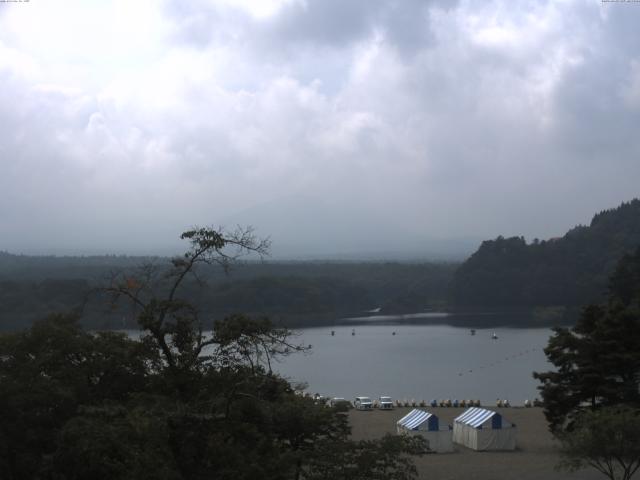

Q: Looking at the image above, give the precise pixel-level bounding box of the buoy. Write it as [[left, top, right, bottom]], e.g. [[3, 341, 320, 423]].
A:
[[331, 330, 335, 336], [351, 329, 355, 336], [392, 331, 396, 336]]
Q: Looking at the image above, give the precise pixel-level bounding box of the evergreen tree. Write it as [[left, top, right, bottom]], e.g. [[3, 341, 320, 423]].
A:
[[533, 246, 640, 433], [453, 198, 640, 308]]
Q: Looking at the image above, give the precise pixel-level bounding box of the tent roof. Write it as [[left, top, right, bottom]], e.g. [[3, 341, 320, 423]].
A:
[[454, 407, 499, 428], [397, 409, 434, 430]]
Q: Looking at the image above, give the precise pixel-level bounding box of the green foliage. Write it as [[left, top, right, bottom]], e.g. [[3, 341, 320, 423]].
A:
[[0, 314, 423, 480], [0, 314, 150, 479], [557, 406, 640, 480], [0, 259, 456, 331], [304, 434, 426, 480], [53, 405, 180, 480], [453, 199, 640, 307], [0, 227, 424, 480], [534, 246, 640, 433]]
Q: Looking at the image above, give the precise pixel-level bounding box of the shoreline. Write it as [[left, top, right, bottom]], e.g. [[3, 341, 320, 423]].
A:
[[277, 308, 577, 330]]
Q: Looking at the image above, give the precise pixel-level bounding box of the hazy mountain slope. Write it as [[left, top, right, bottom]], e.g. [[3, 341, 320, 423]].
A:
[[452, 199, 640, 307]]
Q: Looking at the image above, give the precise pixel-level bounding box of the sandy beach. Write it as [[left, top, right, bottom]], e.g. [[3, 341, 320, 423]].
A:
[[349, 407, 605, 480]]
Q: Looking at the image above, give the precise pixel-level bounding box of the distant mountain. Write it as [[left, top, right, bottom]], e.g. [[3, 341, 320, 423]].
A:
[[222, 193, 480, 261], [452, 199, 640, 307]]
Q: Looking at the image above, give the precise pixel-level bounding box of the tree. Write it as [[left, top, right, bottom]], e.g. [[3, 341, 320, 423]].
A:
[[305, 434, 426, 480], [557, 406, 640, 480], [0, 314, 151, 479], [452, 199, 640, 308], [103, 226, 272, 378], [533, 246, 640, 433], [0, 226, 425, 480]]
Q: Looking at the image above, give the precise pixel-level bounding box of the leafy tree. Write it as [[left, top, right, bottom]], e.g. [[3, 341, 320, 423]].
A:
[[0, 314, 151, 479], [103, 226, 272, 377], [305, 434, 426, 480], [53, 404, 180, 480], [557, 406, 640, 480], [0, 226, 425, 480], [533, 246, 640, 433]]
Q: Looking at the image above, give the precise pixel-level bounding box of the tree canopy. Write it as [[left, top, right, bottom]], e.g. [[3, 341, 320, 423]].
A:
[[0, 254, 456, 331], [453, 199, 640, 308], [557, 406, 640, 480], [0, 226, 425, 480], [533, 246, 640, 433]]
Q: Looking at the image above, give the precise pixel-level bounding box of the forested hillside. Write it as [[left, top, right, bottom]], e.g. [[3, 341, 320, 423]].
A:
[[452, 199, 640, 307], [0, 257, 456, 330]]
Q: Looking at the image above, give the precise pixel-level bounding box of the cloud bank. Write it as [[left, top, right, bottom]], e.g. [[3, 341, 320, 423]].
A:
[[1, 0, 639, 257]]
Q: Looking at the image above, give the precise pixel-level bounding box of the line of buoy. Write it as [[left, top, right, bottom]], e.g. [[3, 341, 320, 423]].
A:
[[328, 329, 400, 336], [456, 346, 545, 377]]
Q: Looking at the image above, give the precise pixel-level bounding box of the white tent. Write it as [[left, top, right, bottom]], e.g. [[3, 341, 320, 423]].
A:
[[396, 409, 453, 453], [453, 407, 517, 451]]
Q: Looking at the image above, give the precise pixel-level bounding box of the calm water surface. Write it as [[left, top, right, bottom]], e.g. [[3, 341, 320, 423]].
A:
[[273, 322, 552, 405]]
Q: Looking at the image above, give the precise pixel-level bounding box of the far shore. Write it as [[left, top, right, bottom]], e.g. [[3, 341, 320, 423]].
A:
[[273, 306, 579, 329]]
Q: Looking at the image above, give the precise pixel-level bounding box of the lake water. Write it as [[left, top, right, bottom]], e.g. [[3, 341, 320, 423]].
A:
[[124, 313, 555, 405], [273, 320, 553, 405]]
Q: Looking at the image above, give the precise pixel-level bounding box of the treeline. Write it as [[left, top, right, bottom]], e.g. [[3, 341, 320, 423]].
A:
[[4, 199, 640, 330], [452, 199, 640, 307], [0, 227, 426, 479], [0, 259, 457, 330]]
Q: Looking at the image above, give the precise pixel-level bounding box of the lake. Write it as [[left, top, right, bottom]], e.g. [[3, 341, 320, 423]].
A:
[[273, 317, 553, 405]]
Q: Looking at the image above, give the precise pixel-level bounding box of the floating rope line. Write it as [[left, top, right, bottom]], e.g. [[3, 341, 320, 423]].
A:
[[456, 345, 545, 377]]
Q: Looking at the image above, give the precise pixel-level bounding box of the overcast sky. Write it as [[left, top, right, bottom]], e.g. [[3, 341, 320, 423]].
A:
[[1, 0, 639, 258]]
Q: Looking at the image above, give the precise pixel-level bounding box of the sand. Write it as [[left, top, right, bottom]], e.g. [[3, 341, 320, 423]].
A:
[[348, 407, 606, 480]]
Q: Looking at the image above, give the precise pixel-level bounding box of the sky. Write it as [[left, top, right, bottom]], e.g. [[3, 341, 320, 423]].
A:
[[1, 0, 639, 258]]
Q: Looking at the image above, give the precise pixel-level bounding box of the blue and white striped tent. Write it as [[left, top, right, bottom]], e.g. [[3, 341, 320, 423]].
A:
[[397, 409, 439, 431], [453, 407, 516, 451], [396, 409, 453, 453]]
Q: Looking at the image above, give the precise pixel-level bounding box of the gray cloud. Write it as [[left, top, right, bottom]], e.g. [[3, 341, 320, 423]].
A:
[[1, 0, 640, 256]]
